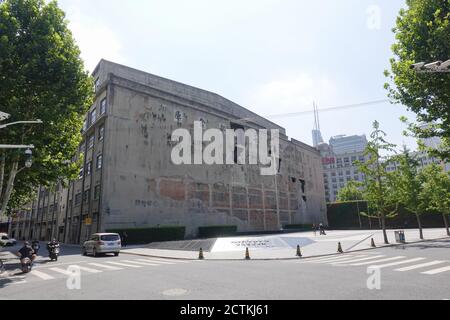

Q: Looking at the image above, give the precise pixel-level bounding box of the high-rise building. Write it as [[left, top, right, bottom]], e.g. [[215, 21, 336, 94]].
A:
[[312, 102, 324, 148], [317, 134, 368, 203], [329, 135, 368, 154]]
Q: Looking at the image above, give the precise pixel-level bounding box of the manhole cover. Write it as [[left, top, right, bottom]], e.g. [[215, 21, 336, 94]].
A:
[[162, 288, 189, 296]]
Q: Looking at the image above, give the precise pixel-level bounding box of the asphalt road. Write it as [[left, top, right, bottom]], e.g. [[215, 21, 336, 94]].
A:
[[1, 239, 449, 300]]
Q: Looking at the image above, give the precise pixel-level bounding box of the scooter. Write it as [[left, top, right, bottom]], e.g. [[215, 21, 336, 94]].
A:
[[21, 257, 32, 273], [48, 244, 60, 261]]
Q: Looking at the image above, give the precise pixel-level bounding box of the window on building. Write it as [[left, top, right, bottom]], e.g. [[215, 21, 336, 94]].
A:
[[331, 172, 336, 177], [82, 119, 87, 132], [94, 78, 100, 92], [338, 171, 343, 176], [90, 108, 97, 125], [94, 185, 101, 200], [78, 167, 84, 180], [83, 189, 90, 203], [86, 162, 92, 176], [346, 176, 351, 181], [339, 178, 344, 182], [99, 125, 104, 141], [96, 155, 102, 169], [75, 193, 82, 206], [100, 98, 107, 115], [88, 135, 94, 149], [332, 178, 337, 183], [346, 170, 351, 175]]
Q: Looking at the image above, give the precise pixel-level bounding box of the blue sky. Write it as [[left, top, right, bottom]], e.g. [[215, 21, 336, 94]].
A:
[[58, 0, 418, 150]]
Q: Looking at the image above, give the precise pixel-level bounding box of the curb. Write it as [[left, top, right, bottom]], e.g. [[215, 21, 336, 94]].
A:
[[120, 236, 450, 261]]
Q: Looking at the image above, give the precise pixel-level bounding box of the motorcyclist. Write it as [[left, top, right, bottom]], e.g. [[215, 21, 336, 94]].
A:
[[17, 241, 36, 265], [31, 240, 40, 255], [47, 238, 60, 252]]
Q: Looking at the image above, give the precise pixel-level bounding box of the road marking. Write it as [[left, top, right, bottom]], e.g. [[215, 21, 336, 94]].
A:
[[142, 257, 190, 264], [332, 255, 386, 265], [77, 266, 103, 273], [30, 270, 55, 280], [105, 261, 142, 268], [135, 259, 175, 265], [421, 265, 450, 275], [302, 255, 359, 263], [87, 263, 123, 271], [48, 267, 71, 275], [301, 255, 357, 262], [350, 256, 406, 266], [395, 260, 446, 272], [34, 261, 87, 269], [122, 260, 159, 266], [373, 257, 426, 268], [308, 255, 364, 263]]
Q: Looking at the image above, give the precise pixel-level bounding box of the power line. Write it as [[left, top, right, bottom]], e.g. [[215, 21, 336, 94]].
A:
[[265, 99, 390, 120], [240, 99, 390, 122]]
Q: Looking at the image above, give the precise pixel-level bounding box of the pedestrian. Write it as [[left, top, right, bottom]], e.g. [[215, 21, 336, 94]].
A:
[[312, 224, 317, 236], [122, 231, 128, 247], [319, 223, 326, 235]]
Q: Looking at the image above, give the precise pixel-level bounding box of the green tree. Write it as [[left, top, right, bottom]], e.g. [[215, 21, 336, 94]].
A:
[[337, 181, 366, 229], [385, 0, 450, 161], [0, 0, 93, 216], [336, 181, 364, 202], [358, 121, 398, 244], [419, 164, 450, 236], [390, 147, 426, 239]]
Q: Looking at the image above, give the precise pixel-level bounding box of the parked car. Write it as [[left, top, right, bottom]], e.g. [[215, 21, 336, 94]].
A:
[[0, 233, 17, 247], [82, 233, 121, 257]]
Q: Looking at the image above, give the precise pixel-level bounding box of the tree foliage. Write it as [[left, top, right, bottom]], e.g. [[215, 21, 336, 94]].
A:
[[336, 180, 364, 202], [418, 163, 450, 235], [390, 147, 426, 239], [357, 121, 398, 243], [0, 0, 93, 214], [385, 0, 450, 161]]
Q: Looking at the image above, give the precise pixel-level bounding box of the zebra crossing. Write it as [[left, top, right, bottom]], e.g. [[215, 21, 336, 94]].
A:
[[0, 257, 200, 285], [294, 252, 450, 276]]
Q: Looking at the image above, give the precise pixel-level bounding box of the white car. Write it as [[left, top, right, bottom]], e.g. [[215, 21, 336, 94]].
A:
[[82, 233, 121, 257], [0, 233, 17, 247]]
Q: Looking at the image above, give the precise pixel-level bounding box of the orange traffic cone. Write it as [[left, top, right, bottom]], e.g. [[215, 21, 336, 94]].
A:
[[296, 245, 302, 257], [245, 247, 251, 260]]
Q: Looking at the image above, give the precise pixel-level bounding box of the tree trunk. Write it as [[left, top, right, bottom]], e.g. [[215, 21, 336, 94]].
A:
[[357, 201, 362, 229], [0, 152, 5, 198], [381, 213, 389, 244], [415, 213, 424, 240], [443, 213, 450, 237], [0, 161, 19, 216]]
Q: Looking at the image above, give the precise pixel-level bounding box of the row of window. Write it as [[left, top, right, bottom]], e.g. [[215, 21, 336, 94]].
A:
[[78, 155, 103, 179], [83, 98, 107, 131], [80, 125, 104, 153], [74, 185, 101, 206], [325, 170, 360, 178]]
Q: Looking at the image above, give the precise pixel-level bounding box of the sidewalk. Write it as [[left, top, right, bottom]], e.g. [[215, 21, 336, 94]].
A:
[[120, 228, 450, 260]]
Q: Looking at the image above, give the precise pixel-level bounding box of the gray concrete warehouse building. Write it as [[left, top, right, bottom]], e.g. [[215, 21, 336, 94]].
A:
[[10, 60, 327, 244]]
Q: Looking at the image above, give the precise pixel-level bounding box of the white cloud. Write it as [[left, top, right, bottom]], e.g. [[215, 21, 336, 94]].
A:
[[244, 73, 340, 117], [64, 6, 126, 72]]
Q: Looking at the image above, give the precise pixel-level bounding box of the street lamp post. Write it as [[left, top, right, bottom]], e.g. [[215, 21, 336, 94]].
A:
[[410, 59, 450, 73]]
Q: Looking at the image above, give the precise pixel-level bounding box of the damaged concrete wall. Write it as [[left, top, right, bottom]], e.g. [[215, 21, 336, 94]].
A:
[[96, 60, 327, 238]]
